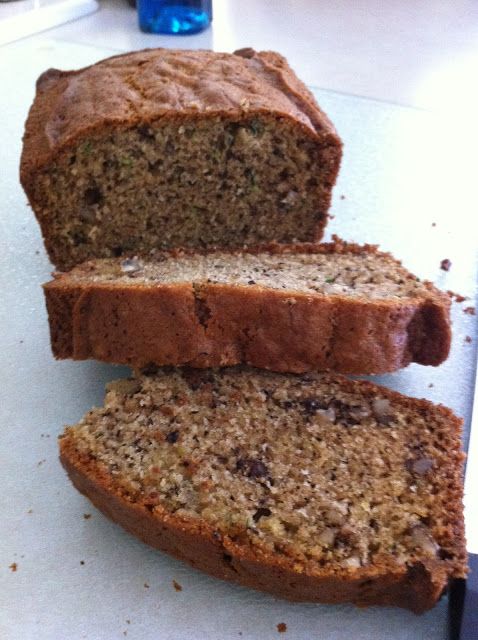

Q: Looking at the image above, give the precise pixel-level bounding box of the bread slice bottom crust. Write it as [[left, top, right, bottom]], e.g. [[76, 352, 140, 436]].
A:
[[60, 440, 452, 613]]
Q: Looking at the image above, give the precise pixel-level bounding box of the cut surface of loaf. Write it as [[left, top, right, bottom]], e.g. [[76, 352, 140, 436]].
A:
[[44, 241, 452, 374], [20, 47, 342, 270], [60, 367, 467, 612]]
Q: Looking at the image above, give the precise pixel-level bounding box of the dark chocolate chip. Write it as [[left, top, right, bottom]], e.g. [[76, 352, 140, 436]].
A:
[[247, 280, 256, 285], [166, 431, 179, 444], [253, 507, 272, 523], [148, 160, 162, 176], [236, 458, 269, 479], [328, 399, 362, 426], [138, 125, 154, 139], [248, 460, 269, 478], [72, 232, 87, 246], [301, 398, 326, 415], [236, 458, 248, 472], [133, 438, 143, 453], [406, 457, 433, 475], [225, 122, 241, 136], [84, 187, 103, 206], [369, 518, 378, 531]]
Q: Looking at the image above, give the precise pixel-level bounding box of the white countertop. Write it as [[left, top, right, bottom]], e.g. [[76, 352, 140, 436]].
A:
[[1, 3, 477, 639], [3, 0, 478, 109]]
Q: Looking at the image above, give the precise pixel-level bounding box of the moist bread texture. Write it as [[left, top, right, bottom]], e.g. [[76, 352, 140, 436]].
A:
[[21, 47, 342, 270], [44, 240, 452, 374], [59, 367, 467, 612]]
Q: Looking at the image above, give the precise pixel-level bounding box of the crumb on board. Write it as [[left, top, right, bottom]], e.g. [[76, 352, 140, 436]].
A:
[[277, 622, 287, 633], [340, 194, 346, 200], [37, 459, 46, 467], [440, 258, 451, 271], [80, 560, 85, 565], [464, 306, 476, 315], [83, 513, 92, 520], [431, 222, 436, 227], [428, 383, 434, 388], [173, 580, 182, 592], [27, 509, 33, 514], [465, 336, 472, 343], [9, 562, 18, 572], [144, 582, 150, 589], [447, 290, 468, 303]]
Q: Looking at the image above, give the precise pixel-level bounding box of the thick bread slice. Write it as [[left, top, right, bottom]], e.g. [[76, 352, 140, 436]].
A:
[[59, 367, 467, 613], [20, 47, 341, 270], [44, 240, 451, 375]]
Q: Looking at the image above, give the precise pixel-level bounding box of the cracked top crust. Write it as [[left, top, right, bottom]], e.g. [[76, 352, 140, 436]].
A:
[[20, 47, 340, 187]]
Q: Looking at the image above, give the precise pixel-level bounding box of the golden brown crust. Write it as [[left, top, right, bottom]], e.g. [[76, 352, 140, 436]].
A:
[[20, 47, 341, 196], [59, 370, 467, 613], [43, 242, 451, 374]]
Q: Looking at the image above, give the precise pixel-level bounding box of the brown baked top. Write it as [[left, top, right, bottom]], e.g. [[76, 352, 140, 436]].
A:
[[21, 47, 339, 186]]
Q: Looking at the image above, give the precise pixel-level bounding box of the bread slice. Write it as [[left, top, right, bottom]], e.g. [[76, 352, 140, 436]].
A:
[[59, 367, 467, 613], [44, 240, 451, 375], [20, 47, 341, 270]]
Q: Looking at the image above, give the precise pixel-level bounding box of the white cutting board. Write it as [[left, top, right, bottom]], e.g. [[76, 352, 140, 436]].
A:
[[1, 38, 477, 640]]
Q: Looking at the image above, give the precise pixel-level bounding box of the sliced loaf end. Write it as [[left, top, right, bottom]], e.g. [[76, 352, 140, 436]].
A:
[[21, 48, 342, 270], [44, 241, 451, 374], [59, 367, 467, 612]]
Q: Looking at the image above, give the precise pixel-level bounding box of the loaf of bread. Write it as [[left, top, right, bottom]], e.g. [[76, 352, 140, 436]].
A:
[[20, 47, 342, 270], [60, 366, 467, 612], [44, 240, 451, 375]]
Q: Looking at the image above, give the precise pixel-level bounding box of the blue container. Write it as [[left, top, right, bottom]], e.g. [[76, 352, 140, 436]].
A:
[[138, 0, 212, 35]]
